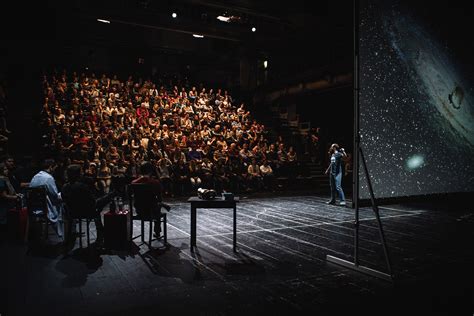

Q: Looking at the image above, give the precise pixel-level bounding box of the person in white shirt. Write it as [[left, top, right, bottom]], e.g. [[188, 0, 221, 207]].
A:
[[141, 96, 150, 109], [29, 159, 64, 239], [149, 84, 159, 97], [104, 103, 113, 116]]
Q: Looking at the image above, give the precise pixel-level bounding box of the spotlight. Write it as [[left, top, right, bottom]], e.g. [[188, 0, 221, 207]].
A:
[[193, 34, 204, 38], [97, 19, 110, 24], [172, 12, 177, 18], [263, 60, 268, 69], [251, 27, 256, 32], [217, 15, 230, 22]]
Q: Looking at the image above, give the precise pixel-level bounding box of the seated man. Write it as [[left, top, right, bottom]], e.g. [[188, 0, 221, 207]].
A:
[[29, 158, 64, 239], [131, 161, 170, 237], [62, 164, 116, 246], [0, 162, 21, 227]]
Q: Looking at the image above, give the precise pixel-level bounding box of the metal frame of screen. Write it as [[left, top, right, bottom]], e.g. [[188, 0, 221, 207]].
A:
[[326, 0, 393, 281]]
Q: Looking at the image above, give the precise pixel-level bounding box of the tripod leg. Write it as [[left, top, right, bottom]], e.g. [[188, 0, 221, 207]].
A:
[[360, 147, 393, 276]]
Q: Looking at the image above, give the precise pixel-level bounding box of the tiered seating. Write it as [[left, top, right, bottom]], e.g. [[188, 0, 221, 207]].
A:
[[40, 71, 304, 196]]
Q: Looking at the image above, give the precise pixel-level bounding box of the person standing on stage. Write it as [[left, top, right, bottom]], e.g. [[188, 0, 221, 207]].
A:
[[325, 143, 347, 206]]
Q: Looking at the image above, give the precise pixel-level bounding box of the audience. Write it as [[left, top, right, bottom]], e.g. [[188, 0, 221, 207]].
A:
[[39, 70, 305, 196]]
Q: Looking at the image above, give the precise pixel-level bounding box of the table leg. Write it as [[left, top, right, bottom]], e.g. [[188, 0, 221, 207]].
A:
[[191, 205, 196, 251], [233, 205, 237, 252]]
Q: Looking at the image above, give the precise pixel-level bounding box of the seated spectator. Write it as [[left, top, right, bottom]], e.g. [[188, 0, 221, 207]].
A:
[[188, 146, 202, 162], [277, 143, 288, 176], [29, 159, 64, 239], [200, 158, 214, 188], [213, 145, 227, 164], [4, 156, 30, 193], [0, 162, 21, 226], [157, 157, 173, 196], [188, 160, 202, 190], [131, 161, 170, 237], [97, 159, 112, 194], [260, 160, 275, 191], [62, 164, 116, 247], [239, 143, 251, 163], [106, 146, 121, 164], [172, 158, 188, 196], [247, 158, 263, 191], [214, 160, 229, 193], [287, 146, 298, 178]]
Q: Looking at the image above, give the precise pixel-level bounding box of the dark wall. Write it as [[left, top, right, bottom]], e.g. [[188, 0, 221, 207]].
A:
[[298, 86, 353, 149], [2, 40, 49, 156]]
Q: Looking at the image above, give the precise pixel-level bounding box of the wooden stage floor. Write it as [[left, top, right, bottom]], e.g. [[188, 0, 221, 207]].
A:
[[2, 194, 473, 315]]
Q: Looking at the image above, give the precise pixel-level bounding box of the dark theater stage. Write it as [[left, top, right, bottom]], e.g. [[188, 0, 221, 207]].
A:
[[3, 194, 473, 315], [1, 1, 474, 314]]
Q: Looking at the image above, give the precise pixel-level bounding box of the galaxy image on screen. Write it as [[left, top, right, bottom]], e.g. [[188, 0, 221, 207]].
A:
[[358, 0, 474, 199]]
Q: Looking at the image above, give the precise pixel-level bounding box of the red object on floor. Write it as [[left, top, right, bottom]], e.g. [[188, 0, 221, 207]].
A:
[[104, 209, 131, 250], [7, 207, 28, 241]]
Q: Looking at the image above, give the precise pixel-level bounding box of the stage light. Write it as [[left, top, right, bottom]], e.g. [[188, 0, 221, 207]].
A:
[[217, 15, 230, 22], [172, 12, 177, 18], [193, 34, 204, 38], [97, 19, 110, 24], [263, 60, 268, 69], [251, 27, 256, 32]]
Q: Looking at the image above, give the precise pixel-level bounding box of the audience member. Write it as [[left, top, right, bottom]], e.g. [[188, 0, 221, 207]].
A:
[[131, 161, 170, 237], [29, 158, 64, 238], [62, 164, 117, 247]]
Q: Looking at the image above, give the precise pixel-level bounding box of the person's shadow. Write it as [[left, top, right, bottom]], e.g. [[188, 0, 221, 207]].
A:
[[218, 251, 267, 279], [26, 225, 71, 260], [55, 247, 103, 288], [142, 243, 203, 284]]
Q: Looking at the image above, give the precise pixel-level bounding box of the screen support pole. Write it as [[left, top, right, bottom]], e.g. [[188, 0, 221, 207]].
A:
[[327, 147, 393, 281], [326, 0, 393, 281]]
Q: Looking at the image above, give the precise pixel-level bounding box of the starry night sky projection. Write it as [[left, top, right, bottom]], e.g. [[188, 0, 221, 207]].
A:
[[359, 0, 474, 199]]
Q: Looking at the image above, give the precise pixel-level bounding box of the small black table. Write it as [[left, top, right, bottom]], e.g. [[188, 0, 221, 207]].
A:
[[187, 196, 239, 252]]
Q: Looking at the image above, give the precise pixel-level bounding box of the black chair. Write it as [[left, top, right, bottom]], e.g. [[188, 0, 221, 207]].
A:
[[25, 186, 49, 241], [63, 204, 96, 248], [128, 183, 169, 249]]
